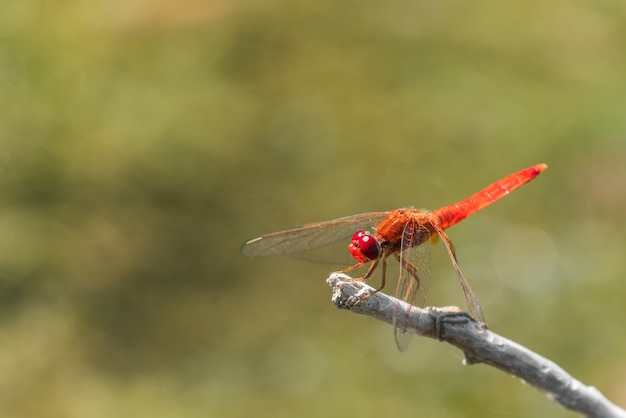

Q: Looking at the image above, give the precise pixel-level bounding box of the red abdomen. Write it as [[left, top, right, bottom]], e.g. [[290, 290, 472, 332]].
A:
[[433, 164, 547, 230]]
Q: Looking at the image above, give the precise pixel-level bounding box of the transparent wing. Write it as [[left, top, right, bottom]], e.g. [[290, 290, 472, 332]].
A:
[[392, 221, 432, 352], [430, 223, 486, 325], [241, 211, 390, 257]]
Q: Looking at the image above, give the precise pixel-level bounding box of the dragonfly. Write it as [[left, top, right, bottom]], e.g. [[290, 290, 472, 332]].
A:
[[241, 164, 548, 351]]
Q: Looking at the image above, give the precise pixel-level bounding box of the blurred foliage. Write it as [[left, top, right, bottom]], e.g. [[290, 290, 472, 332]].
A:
[[1, 0, 626, 417]]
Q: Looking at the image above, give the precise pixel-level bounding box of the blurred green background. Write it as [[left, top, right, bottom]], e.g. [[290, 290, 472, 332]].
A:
[[1, 0, 626, 417]]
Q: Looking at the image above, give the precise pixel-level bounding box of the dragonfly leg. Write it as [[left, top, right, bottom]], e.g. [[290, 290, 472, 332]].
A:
[[342, 257, 386, 306], [340, 256, 381, 281], [357, 257, 387, 300], [393, 253, 421, 302], [341, 261, 367, 274]]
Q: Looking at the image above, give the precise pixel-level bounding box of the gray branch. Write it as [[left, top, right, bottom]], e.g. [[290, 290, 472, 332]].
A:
[[327, 272, 626, 418]]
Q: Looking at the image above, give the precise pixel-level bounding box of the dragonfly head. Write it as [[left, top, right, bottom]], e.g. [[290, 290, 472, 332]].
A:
[[348, 230, 380, 262]]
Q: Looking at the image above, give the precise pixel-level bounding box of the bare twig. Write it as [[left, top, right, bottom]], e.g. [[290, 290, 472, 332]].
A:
[[327, 272, 626, 418]]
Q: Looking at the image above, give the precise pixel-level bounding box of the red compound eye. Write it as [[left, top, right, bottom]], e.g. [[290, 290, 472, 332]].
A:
[[348, 230, 380, 262]]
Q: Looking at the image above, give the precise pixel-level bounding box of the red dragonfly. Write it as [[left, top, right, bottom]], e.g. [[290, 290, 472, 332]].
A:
[[241, 164, 547, 350]]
